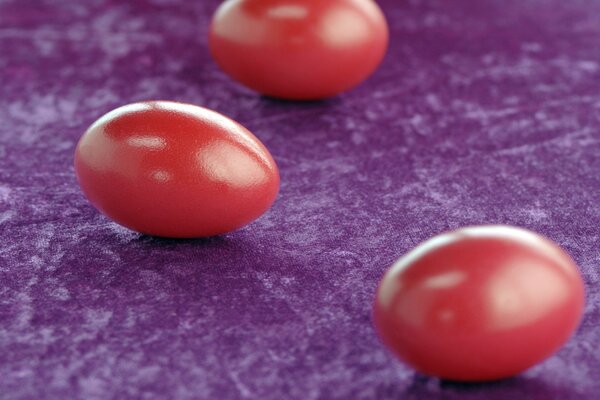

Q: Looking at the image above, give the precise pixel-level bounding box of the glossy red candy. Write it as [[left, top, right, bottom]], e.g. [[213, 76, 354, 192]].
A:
[[208, 0, 389, 100], [373, 225, 585, 381], [75, 101, 280, 238]]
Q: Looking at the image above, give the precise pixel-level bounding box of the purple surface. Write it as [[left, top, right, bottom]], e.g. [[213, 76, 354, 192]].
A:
[[1, 0, 599, 398]]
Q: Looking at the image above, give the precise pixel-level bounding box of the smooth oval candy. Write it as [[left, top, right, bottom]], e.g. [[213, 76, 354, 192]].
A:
[[373, 225, 585, 381], [209, 0, 389, 100], [75, 101, 280, 238]]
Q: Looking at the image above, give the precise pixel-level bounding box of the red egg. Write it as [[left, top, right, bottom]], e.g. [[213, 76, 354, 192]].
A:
[[74, 101, 280, 238], [208, 0, 389, 100], [373, 225, 585, 381]]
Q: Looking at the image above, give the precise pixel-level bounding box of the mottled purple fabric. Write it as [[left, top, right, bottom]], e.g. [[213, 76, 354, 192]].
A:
[[1, 0, 599, 398]]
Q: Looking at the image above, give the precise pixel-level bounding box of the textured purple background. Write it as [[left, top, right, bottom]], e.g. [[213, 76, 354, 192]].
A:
[[1, 0, 599, 399]]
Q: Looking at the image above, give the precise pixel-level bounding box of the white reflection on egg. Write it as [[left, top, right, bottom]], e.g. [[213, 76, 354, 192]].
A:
[[151, 170, 172, 182], [213, 1, 268, 45], [319, 8, 370, 48], [378, 234, 455, 309], [423, 270, 467, 289], [196, 142, 266, 188], [127, 136, 167, 150], [485, 260, 570, 331], [267, 4, 308, 19]]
